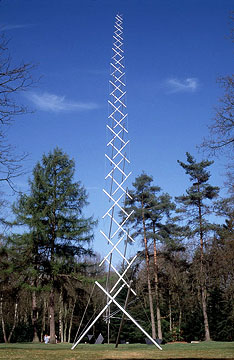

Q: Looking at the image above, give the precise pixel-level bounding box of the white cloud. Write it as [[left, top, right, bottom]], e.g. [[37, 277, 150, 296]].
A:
[[166, 77, 199, 93], [28, 92, 99, 112], [1, 24, 35, 30]]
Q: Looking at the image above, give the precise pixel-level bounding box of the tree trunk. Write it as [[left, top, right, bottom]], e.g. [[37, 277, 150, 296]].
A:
[[68, 298, 76, 343], [59, 290, 64, 342], [7, 299, 18, 343], [153, 223, 162, 339], [198, 194, 211, 341], [32, 290, 40, 342], [41, 297, 47, 342], [50, 213, 56, 344], [0, 294, 7, 343], [178, 300, 182, 336], [142, 205, 156, 339], [169, 293, 172, 332], [49, 288, 56, 343], [201, 285, 210, 341], [63, 302, 68, 342]]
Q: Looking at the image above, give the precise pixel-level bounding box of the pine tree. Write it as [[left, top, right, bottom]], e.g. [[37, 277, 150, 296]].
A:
[[125, 173, 175, 339], [13, 148, 96, 343], [147, 192, 175, 340], [176, 152, 219, 341]]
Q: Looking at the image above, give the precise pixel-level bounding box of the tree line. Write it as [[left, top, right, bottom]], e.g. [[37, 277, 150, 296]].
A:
[[0, 147, 233, 344]]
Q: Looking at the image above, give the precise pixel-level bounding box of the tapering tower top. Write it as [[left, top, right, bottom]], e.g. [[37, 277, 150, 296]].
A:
[[103, 12, 133, 260]]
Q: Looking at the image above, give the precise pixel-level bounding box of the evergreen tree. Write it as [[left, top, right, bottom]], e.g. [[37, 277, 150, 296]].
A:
[[124, 173, 175, 339], [127, 174, 159, 339], [176, 152, 219, 341], [147, 193, 175, 340], [13, 148, 96, 343]]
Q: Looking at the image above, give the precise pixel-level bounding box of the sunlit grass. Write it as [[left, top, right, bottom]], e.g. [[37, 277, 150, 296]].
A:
[[0, 341, 233, 359]]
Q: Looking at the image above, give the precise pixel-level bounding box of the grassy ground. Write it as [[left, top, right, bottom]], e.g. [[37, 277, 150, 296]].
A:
[[0, 341, 233, 360]]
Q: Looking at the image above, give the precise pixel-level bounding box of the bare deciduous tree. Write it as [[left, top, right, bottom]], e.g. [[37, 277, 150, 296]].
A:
[[0, 33, 35, 189], [201, 13, 233, 160], [201, 74, 234, 155]]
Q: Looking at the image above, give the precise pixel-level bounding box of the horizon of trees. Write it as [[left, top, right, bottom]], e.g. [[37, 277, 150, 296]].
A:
[[0, 147, 233, 344]]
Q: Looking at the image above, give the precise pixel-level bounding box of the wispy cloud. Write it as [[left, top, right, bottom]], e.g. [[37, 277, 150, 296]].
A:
[[165, 77, 199, 93], [28, 92, 99, 112], [1, 24, 35, 31]]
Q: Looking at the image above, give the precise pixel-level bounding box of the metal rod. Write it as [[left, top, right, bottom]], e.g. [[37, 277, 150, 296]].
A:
[[115, 280, 132, 348], [71, 282, 126, 350], [95, 281, 162, 350]]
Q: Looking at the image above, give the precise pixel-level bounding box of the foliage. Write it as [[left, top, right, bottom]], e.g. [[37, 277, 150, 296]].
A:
[[176, 153, 220, 341], [6, 148, 97, 343], [13, 147, 96, 275], [0, 159, 233, 344]]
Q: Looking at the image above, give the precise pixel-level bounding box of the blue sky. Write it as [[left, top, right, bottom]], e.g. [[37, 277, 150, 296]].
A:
[[1, 0, 233, 258]]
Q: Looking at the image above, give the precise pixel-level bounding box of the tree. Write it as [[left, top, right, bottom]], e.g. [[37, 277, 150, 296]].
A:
[[201, 13, 233, 158], [124, 173, 175, 339], [204, 232, 234, 341], [7, 232, 44, 343], [147, 193, 175, 340], [201, 74, 234, 156], [13, 148, 96, 343], [159, 240, 189, 341], [0, 236, 27, 343], [125, 174, 158, 338], [176, 152, 219, 341], [0, 33, 35, 189]]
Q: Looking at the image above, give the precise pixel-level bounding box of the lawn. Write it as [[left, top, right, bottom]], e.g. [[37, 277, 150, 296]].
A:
[[0, 341, 233, 360]]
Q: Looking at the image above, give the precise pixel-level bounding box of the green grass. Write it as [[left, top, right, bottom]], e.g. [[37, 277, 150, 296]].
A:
[[0, 341, 233, 360]]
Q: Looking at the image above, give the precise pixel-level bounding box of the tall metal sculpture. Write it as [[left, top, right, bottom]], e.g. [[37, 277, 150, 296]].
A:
[[72, 14, 162, 351]]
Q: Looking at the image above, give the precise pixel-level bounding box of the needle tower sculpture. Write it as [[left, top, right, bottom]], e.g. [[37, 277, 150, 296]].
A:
[[72, 14, 162, 351]]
